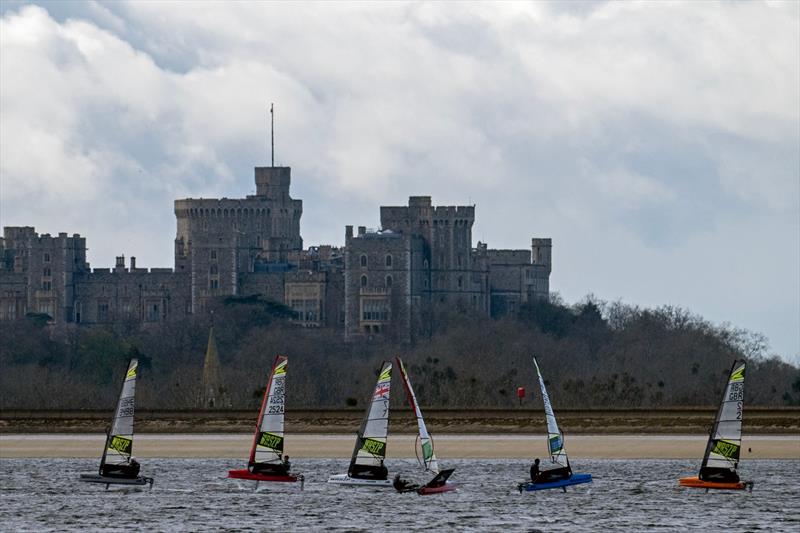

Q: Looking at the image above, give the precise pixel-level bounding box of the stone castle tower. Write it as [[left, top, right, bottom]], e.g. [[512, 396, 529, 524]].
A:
[[174, 166, 303, 314], [0, 153, 552, 342]]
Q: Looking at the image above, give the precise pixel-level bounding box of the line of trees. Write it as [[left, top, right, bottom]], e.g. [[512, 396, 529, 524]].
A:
[[1, 295, 798, 410]]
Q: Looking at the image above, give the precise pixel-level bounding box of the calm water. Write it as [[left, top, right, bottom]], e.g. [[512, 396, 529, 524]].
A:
[[1, 458, 798, 531]]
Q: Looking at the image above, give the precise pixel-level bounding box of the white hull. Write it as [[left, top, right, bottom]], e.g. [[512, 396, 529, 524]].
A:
[[79, 473, 153, 487], [327, 473, 393, 488]]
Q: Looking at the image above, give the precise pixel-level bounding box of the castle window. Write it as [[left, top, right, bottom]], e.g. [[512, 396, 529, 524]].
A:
[[210, 250, 217, 260], [38, 300, 53, 318], [423, 259, 429, 269], [361, 298, 389, 321], [43, 253, 50, 263], [457, 276, 463, 289], [385, 254, 392, 267], [361, 275, 367, 288], [424, 278, 429, 289], [41, 280, 52, 291], [386, 275, 393, 288], [210, 279, 219, 290], [146, 303, 160, 322], [360, 254, 367, 268], [97, 302, 109, 322], [209, 265, 218, 275], [43, 267, 51, 277]]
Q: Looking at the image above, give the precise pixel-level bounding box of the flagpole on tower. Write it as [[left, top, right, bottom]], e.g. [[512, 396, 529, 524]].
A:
[[270, 103, 275, 167]]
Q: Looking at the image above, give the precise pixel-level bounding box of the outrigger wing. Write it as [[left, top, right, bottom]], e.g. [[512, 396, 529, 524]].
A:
[[396, 357, 439, 474], [533, 357, 568, 468], [101, 358, 138, 471], [701, 360, 745, 474], [350, 361, 392, 472], [249, 355, 287, 468]]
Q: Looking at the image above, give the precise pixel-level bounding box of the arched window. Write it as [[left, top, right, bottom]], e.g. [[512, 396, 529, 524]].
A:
[[360, 254, 367, 268], [385, 254, 392, 267], [457, 275, 463, 289], [361, 275, 368, 288], [386, 275, 393, 288], [423, 259, 429, 269]]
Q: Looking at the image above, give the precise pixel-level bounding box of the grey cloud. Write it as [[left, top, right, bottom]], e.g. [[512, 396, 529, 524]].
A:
[[0, 1, 797, 360]]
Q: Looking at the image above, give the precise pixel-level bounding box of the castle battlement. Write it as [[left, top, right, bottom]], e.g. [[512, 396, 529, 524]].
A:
[[0, 156, 551, 337]]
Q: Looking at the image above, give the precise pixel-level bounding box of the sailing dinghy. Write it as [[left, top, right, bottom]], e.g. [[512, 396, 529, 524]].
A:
[[518, 357, 592, 493], [79, 358, 153, 489], [395, 356, 456, 495], [328, 361, 394, 488], [679, 360, 753, 491], [228, 355, 302, 487]]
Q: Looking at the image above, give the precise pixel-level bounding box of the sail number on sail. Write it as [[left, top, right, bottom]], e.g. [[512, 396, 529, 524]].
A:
[[361, 437, 386, 457], [257, 431, 284, 452], [711, 439, 740, 460], [118, 397, 135, 418], [728, 382, 744, 402], [268, 376, 285, 414], [109, 435, 132, 454]]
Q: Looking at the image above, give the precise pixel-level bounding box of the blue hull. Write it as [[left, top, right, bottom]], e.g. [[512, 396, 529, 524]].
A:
[[520, 473, 592, 492]]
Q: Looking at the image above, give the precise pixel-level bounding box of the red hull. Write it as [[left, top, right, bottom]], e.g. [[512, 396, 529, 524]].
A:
[[417, 483, 457, 495], [679, 476, 750, 491], [228, 469, 298, 483]]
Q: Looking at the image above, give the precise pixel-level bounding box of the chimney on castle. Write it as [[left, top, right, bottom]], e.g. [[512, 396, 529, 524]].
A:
[[131, 256, 137, 270], [115, 255, 125, 272], [345, 225, 353, 239], [357, 226, 366, 236]]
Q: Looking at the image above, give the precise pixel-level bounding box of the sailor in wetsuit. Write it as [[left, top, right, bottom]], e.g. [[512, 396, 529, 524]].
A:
[[393, 473, 411, 491], [530, 458, 572, 483], [349, 459, 389, 480], [102, 457, 141, 479], [699, 466, 739, 483], [530, 458, 540, 482], [249, 454, 291, 475]]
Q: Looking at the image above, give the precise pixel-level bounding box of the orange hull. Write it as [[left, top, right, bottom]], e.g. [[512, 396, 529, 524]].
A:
[[679, 476, 749, 491]]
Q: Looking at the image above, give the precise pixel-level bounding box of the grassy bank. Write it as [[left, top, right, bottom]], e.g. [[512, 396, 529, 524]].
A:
[[2, 407, 798, 434]]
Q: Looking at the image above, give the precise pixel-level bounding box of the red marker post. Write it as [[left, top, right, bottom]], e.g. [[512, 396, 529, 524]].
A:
[[516, 386, 525, 406]]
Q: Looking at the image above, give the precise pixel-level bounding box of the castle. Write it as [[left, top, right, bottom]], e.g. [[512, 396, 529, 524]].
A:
[[0, 164, 551, 342]]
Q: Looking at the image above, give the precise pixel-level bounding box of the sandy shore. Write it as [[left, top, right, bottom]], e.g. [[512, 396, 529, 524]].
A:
[[1, 433, 797, 459]]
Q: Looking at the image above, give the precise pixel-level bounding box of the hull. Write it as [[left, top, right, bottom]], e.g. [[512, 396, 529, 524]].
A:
[[327, 473, 393, 488], [228, 469, 299, 483], [520, 473, 593, 492], [79, 474, 153, 487], [417, 482, 458, 495], [679, 476, 752, 491]]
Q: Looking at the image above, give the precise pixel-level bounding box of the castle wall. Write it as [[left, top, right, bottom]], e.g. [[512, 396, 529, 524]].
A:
[[0, 162, 552, 340], [73, 267, 190, 325]]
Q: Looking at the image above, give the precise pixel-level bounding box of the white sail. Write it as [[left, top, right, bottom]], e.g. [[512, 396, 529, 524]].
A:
[[702, 360, 745, 471], [533, 357, 568, 468], [396, 357, 439, 474], [250, 355, 287, 466], [350, 361, 392, 468], [103, 359, 138, 467]]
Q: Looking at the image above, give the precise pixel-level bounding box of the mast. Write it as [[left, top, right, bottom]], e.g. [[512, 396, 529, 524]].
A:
[[103, 359, 138, 468], [700, 360, 745, 472], [533, 356, 568, 467], [396, 356, 439, 473], [249, 355, 287, 465], [349, 361, 392, 470]]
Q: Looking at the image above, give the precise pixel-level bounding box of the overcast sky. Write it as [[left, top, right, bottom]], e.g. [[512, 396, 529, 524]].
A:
[[1, 1, 798, 361]]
